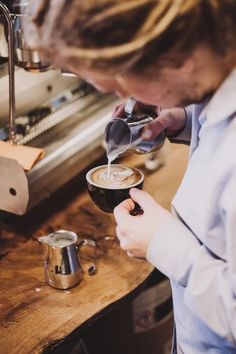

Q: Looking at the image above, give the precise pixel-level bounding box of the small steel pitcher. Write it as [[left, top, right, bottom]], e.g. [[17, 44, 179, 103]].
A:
[[105, 97, 166, 156], [38, 230, 97, 290]]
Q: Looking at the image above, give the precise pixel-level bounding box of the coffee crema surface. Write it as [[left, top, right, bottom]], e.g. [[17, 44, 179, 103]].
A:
[[87, 165, 143, 189]]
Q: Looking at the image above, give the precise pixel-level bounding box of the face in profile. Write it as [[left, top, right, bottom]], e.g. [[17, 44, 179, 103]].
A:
[[64, 47, 216, 108]]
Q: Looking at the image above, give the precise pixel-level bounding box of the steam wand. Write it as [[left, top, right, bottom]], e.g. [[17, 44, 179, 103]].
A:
[[0, 1, 16, 143]]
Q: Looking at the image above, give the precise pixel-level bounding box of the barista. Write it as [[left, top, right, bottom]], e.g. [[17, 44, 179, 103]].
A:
[[23, 1, 236, 353]]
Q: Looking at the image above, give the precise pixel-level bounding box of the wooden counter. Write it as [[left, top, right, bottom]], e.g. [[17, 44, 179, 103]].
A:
[[0, 142, 188, 354]]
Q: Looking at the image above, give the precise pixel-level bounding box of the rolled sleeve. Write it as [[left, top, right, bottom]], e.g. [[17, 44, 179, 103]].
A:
[[168, 105, 192, 145]]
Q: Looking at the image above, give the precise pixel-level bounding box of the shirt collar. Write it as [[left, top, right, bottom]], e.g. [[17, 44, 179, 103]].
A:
[[198, 68, 236, 127]]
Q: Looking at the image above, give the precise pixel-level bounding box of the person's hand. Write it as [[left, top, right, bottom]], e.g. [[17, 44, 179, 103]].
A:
[[112, 102, 186, 140], [141, 107, 187, 140], [114, 188, 173, 259]]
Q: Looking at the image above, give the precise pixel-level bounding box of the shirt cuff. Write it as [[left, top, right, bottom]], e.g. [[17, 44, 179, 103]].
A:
[[146, 217, 201, 286], [167, 106, 192, 145]]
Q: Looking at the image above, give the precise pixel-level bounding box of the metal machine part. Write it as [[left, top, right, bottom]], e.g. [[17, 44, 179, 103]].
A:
[[0, 1, 51, 73], [0, 81, 96, 144], [0, 2, 121, 215], [0, 64, 120, 214], [0, 0, 53, 143], [13, 11, 51, 72], [0, 1, 16, 141]]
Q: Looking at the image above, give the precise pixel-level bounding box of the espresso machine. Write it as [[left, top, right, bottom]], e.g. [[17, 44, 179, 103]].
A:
[[0, 1, 121, 215]]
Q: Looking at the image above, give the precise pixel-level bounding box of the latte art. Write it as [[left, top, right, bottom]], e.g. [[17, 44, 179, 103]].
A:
[[87, 165, 143, 189], [86, 164, 144, 212], [97, 167, 136, 188]]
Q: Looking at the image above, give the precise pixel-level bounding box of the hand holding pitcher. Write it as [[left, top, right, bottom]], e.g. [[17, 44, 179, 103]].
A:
[[105, 98, 166, 158], [108, 99, 187, 154]]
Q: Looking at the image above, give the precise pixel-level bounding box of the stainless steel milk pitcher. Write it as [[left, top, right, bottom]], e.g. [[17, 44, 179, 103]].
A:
[[38, 230, 97, 290], [105, 97, 165, 156]]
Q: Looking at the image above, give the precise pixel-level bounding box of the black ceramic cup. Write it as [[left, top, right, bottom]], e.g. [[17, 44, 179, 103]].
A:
[[86, 164, 144, 213]]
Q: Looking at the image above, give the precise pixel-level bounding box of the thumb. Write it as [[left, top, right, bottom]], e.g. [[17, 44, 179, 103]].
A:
[[129, 188, 157, 211]]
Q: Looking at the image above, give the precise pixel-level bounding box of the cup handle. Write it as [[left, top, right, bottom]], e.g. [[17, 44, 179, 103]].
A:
[[77, 239, 97, 276], [130, 202, 144, 216]]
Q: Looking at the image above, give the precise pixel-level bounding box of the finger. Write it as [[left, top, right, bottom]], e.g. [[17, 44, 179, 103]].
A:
[[112, 103, 126, 118], [129, 188, 157, 210], [114, 198, 135, 221], [141, 116, 167, 140]]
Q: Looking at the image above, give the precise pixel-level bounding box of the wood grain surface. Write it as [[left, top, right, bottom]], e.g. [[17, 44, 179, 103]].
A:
[[0, 142, 188, 354]]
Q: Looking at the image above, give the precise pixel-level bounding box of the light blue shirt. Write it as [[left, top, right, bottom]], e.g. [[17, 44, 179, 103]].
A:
[[147, 69, 236, 353]]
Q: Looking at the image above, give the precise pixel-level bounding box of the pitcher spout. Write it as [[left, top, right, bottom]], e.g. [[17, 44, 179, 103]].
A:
[[38, 235, 50, 244]]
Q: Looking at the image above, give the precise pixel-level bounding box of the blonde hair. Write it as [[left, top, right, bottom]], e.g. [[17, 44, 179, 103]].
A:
[[23, 0, 236, 75]]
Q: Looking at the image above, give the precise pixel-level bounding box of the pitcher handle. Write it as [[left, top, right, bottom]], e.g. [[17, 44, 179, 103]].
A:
[[77, 239, 97, 276], [125, 97, 137, 116]]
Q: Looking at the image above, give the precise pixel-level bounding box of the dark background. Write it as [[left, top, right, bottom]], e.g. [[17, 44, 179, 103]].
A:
[[1, 0, 13, 11]]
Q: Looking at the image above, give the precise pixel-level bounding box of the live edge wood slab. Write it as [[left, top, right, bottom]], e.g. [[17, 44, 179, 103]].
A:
[[0, 142, 188, 354]]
